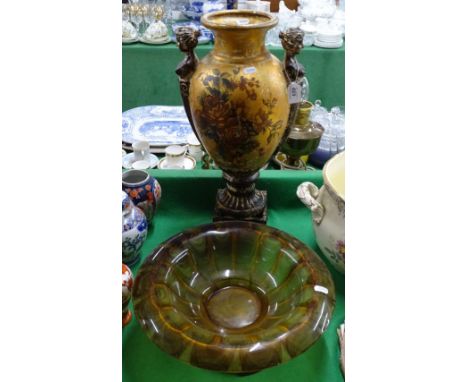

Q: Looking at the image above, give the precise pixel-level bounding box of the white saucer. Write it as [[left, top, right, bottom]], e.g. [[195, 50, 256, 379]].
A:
[[132, 160, 151, 170], [197, 36, 211, 44], [158, 155, 196, 170], [314, 38, 343, 48], [122, 153, 159, 169], [122, 36, 139, 44], [139, 36, 171, 45]]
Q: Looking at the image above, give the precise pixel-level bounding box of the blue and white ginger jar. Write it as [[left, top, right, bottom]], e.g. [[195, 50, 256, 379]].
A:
[[122, 191, 148, 265]]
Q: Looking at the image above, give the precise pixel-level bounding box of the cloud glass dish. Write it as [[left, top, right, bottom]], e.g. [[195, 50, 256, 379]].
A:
[[132, 221, 335, 373]]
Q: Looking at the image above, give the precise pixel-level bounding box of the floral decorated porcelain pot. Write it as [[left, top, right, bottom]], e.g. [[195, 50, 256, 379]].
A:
[[122, 169, 162, 222], [122, 264, 134, 327], [297, 151, 345, 273], [122, 191, 148, 265]]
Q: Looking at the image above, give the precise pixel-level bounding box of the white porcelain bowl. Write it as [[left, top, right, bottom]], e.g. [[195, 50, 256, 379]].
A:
[[300, 21, 317, 34], [297, 151, 345, 273]]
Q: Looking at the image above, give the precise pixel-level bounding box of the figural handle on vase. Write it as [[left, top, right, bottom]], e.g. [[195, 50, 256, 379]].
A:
[[279, 28, 306, 143], [297, 181, 324, 224], [175, 27, 201, 141]]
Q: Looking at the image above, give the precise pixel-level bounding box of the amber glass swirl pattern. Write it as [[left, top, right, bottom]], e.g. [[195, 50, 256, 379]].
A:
[[132, 221, 335, 373]]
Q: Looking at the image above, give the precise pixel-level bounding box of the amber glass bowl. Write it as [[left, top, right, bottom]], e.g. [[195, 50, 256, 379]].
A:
[[132, 221, 335, 373]]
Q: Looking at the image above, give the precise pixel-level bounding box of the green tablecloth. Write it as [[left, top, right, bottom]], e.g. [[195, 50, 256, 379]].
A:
[[123, 169, 345, 382], [122, 42, 345, 112]]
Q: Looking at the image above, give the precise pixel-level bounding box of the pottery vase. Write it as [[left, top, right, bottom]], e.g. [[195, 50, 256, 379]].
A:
[[122, 263, 134, 327], [122, 191, 148, 265], [175, 10, 305, 222], [122, 169, 162, 222], [190, 11, 289, 173]]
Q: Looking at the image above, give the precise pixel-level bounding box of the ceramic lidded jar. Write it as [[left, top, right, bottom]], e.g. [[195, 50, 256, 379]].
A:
[[122, 191, 148, 265], [297, 151, 345, 273], [122, 263, 134, 327], [122, 169, 162, 222]]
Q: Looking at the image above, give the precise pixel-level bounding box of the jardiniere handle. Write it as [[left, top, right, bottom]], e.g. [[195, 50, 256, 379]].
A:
[[175, 27, 201, 141], [279, 28, 306, 144], [297, 181, 324, 224]]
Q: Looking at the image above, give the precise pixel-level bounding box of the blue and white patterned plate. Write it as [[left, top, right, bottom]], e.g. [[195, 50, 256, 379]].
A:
[[122, 106, 193, 147]]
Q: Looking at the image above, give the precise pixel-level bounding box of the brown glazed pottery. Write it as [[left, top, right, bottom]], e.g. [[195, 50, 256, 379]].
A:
[[132, 221, 335, 373]]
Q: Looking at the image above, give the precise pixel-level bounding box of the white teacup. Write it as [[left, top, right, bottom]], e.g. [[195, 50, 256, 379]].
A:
[[187, 135, 203, 161], [132, 140, 150, 162], [165, 145, 186, 168]]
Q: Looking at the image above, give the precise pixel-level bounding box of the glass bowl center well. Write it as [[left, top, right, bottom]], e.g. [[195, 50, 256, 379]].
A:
[[205, 285, 264, 329]]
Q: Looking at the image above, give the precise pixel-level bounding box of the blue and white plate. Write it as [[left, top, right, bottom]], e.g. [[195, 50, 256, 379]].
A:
[[122, 106, 193, 147], [181, 4, 204, 21]]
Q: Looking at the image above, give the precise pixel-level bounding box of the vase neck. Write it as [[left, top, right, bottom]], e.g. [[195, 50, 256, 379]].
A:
[[212, 29, 269, 62], [122, 169, 150, 187]]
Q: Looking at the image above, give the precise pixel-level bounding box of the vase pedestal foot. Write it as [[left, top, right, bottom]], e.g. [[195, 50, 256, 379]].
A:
[[213, 171, 267, 224]]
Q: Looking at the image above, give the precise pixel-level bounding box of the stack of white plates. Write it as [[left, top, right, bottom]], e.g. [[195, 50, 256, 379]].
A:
[[300, 21, 317, 47], [314, 28, 343, 48]]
